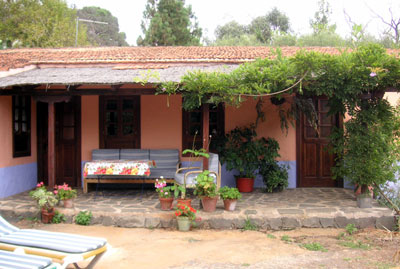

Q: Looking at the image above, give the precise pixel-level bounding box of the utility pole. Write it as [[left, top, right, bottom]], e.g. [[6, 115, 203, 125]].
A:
[[75, 18, 108, 47]]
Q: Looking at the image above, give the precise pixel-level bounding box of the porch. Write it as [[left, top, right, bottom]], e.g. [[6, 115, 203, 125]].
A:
[[0, 188, 396, 230]]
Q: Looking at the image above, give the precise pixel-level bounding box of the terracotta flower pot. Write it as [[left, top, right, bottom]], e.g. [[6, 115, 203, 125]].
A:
[[177, 216, 191, 232], [159, 197, 174, 211], [201, 196, 218, 212], [223, 199, 238, 211], [41, 208, 55, 224], [236, 177, 254, 193], [63, 199, 74, 208], [177, 198, 192, 208]]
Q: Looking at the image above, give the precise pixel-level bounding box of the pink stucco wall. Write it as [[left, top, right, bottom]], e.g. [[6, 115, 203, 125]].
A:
[[141, 95, 182, 150], [226, 96, 296, 161], [0, 96, 37, 168], [81, 96, 99, 161], [79, 95, 295, 161]]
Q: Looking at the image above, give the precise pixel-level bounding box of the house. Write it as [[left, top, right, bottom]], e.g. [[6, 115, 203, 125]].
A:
[[0, 46, 398, 198]]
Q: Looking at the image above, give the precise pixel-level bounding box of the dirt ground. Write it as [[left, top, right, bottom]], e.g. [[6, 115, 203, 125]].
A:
[[14, 221, 400, 269]]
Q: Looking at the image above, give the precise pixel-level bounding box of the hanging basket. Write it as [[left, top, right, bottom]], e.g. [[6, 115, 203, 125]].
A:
[[270, 97, 286, 106]]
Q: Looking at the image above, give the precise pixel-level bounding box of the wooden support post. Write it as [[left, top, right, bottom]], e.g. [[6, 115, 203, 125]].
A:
[[202, 104, 209, 170], [48, 102, 55, 189]]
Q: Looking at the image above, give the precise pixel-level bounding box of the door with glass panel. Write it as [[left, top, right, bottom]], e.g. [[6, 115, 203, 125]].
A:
[[100, 96, 140, 149]]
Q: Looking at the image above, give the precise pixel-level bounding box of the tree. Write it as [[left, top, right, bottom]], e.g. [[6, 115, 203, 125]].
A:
[[215, 21, 248, 40], [265, 7, 290, 33], [213, 7, 290, 46], [249, 8, 290, 44], [77, 7, 128, 46], [137, 0, 202, 46], [298, 0, 344, 47], [309, 0, 336, 34], [0, 0, 88, 48], [370, 6, 400, 47]]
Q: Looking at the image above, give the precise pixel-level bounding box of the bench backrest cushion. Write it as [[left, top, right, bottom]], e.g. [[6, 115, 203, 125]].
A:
[[92, 149, 120, 160], [150, 149, 179, 168], [120, 149, 149, 160]]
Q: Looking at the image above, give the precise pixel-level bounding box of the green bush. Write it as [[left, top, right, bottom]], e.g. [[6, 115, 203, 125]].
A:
[[259, 162, 288, 193], [51, 211, 66, 224], [75, 211, 92, 226]]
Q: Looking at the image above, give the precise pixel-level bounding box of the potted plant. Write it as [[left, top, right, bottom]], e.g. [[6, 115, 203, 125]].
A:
[[218, 186, 242, 211], [155, 177, 175, 210], [220, 125, 280, 192], [194, 170, 218, 212], [29, 182, 58, 223], [54, 183, 77, 208], [174, 183, 192, 207], [174, 204, 197, 232]]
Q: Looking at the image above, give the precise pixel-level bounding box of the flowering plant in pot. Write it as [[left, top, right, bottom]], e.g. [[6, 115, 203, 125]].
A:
[[194, 170, 218, 212], [155, 177, 175, 210], [29, 182, 58, 223], [175, 204, 197, 231], [54, 183, 77, 208], [218, 186, 242, 211]]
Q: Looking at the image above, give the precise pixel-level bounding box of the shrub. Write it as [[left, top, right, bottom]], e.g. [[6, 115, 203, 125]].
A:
[[52, 211, 66, 224], [75, 211, 92, 226], [259, 162, 288, 193]]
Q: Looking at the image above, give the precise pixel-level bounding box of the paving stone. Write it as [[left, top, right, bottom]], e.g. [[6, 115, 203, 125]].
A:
[[305, 208, 336, 214], [160, 218, 174, 228], [320, 217, 335, 228], [302, 217, 321, 228], [334, 216, 354, 228], [277, 209, 304, 215], [376, 216, 396, 230], [267, 218, 282, 230], [115, 216, 145, 228], [281, 217, 301, 229], [299, 204, 323, 208], [145, 218, 161, 228], [244, 210, 258, 215], [357, 217, 376, 229], [101, 216, 114, 226], [208, 218, 235, 229], [121, 209, 146, 213]]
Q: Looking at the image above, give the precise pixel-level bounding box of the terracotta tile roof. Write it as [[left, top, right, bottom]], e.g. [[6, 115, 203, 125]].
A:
[[0, 46, 347, 71]]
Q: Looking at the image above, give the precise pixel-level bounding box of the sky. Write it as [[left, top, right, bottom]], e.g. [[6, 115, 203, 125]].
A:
[[66, 0, 399, 46]]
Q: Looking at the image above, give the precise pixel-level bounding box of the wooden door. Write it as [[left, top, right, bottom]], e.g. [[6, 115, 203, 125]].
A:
[[37, 97, 81, 187], [297, 97, 341, 187], [182, 104, 224, 153], [55, 98, 81, 186], [99, 96, 140, 149]]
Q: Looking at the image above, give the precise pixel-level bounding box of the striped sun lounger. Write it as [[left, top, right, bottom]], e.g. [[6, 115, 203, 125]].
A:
[[0, 215, 107, 269], [0, 250, 59, 269]]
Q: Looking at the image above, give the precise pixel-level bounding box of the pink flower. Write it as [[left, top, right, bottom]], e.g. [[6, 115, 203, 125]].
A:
[[370, 72, 377, 77], [54, 190, 58, 195], [36, 183, 41, 188]]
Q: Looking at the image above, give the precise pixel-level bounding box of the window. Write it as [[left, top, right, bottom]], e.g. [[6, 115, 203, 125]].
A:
[[182, 104, 224, 153], [13, 96, 31, 157], [99, 96, 141, 149]]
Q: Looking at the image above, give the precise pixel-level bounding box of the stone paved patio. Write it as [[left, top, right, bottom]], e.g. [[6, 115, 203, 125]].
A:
[[0, 188, 397, 230]]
